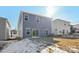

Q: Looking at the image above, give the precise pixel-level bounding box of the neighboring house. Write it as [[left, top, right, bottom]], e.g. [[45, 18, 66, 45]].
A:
[[0, 17, 11, 40], [18, 11, 52, 39], [73, 24, 79, 33], [52, 19, 71, 35], [11, 29, 17, 39]]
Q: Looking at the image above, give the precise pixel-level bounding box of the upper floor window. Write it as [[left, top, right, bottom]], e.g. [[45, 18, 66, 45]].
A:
[[36, 16, 40, 23], [59, 31, 61, 33], [55, 29, 57, 31], [64, 24, 66, 26], [67, 30, 68, 34], [25, 15, 29, 21]]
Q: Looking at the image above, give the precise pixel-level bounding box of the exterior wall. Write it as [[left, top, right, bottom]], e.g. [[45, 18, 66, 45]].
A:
[[52, 19, 70, 35], [0, 19, 6, 40], [73, 24, 79, 29], [0, 17, 10, 40], [18, 12, 23, 38], [73, 24, 79, 33], [5, 21, 11, 39], [18, 11, 52, 38]]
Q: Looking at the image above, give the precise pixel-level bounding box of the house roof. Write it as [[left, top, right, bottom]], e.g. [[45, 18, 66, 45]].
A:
[[73, 24, 79, 26], [53, 19, 70, 23], [20, 11, 52, 19], [0, 17, 11, 27], [73, 24, 79, 29]]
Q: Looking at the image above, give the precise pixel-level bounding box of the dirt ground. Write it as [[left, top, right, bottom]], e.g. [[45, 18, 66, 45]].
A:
[[53, 38, 79, 53]]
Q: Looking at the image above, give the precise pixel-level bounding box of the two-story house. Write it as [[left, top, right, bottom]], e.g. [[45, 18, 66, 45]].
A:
[[73, 24, 79, 33], [0, 17, 11, 40], [52, 19, 71, 35], [18, 11, 52, 39]]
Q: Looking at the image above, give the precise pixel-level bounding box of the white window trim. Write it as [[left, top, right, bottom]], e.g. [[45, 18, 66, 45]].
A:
[[25, 28, 30, 30], [24, 14, 29, 21], [25, 28, 30, 35], [44, 29, 49, 34], [32, 28, 39, 36], [36, 16, 40, 23]]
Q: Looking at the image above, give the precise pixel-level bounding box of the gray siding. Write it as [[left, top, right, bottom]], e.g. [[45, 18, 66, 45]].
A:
[[0, 20, 6, 40], [18, 11, 52, 38], [0, 18, 10, 40], [18, 13, 23, 38], [5, 21, 10, 40]]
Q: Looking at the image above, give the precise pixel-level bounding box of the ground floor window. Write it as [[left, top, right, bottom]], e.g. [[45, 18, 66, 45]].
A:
[[67, 30, 68, 34], [59, 31, 62, 33], [26, 28, 30, 35], [63, 30, 65, 34], [45, 30, 48, 35], [32, 29, 39, 36], [27, 31, 30, 35]]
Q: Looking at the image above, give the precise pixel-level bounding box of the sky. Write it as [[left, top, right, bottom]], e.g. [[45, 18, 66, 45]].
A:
[[53, 6, 79, 25], [0, 6, 46, 29], [0, 6, 79, 29]]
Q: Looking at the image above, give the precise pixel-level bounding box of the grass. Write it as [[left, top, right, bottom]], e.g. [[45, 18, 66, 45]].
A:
[[53, 38, 79, 53]]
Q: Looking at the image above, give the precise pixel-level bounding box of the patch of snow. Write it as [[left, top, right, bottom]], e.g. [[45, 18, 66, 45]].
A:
[[53, 47, 68, 53], [1, 39, 40, 53], [1, 38, 68, 53]]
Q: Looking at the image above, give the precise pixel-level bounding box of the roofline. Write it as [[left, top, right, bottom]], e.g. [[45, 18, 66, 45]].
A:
[[0, 17, 11, 27], [20, 11, 52, 19], [73, 24, 79, 26], [53, 19, 70, 23], [6, 20, 11, 27]]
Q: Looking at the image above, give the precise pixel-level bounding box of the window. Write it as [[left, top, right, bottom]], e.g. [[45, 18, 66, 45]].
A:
[[36, 30, 38, 36], [68, 25, 70, 26], [25, 15, 29, 20], [55, 29, 57, 31], [67, 30, 68, 34], [45, 30, 48, 35], [27, 32, 30, 34], [64, 24, 66, 26], [37, 19, 40, 22], [63, 30, 65, 34], [27, 29, 30, 34], [26, 28, 30, 35], [13, 31, 17, 34], [32, 29, 39, 36], [36, 16, 40, 23], [59, 31, 61, 33]]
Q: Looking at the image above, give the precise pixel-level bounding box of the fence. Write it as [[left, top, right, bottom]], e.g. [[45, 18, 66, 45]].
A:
[[29, 36, 53, 44]]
